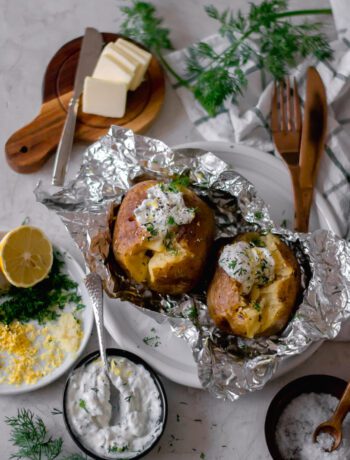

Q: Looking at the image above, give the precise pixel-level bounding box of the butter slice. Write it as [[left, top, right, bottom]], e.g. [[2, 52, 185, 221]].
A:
[[113, 41, 150, 90], [82, 77, 127, 118], [115, 38, 152, 66], [93, 54, 133, 89], [102, 43, 139, 90]]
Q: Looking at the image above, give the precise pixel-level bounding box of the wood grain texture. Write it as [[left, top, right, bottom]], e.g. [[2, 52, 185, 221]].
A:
[[5, 33, 165, 173]]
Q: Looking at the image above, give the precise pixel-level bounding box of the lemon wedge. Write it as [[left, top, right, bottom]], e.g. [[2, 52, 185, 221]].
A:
[[0, 226, 53, 288]]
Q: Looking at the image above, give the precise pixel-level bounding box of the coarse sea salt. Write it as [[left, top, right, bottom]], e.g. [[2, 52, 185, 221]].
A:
[[275, 392, 350, 460]]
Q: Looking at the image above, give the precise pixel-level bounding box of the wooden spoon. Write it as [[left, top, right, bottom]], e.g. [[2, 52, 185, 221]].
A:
[[313, 382, 350, 451]]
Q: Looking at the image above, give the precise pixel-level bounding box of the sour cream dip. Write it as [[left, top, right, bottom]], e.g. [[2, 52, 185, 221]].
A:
[[219, 241, 275, 294], [134, 183, 195, 241], [65, 355, 164, 459]]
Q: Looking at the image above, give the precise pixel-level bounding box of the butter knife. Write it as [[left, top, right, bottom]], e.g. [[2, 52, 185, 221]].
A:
[[52, 27, 103, 186], [298, 67, 327, 232]]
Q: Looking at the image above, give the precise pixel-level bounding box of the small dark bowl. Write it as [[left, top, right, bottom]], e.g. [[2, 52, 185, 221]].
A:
[[265, 374, 347, 460], [63, 348, 168, 460]]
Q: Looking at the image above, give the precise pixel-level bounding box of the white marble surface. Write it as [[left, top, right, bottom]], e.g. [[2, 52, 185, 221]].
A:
[[1, 1, 349, 459]]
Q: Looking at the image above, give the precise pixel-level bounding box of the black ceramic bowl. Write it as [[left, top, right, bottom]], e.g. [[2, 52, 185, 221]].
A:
[[63, 348, 168, 460], [265, 374, 347, 460]]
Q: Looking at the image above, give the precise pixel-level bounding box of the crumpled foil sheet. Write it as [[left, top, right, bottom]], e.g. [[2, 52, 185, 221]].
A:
[[35, 126, 350, 400]]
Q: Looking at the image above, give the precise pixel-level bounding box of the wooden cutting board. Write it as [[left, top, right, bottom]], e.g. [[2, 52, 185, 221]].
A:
[[5, 33, 165, 173]]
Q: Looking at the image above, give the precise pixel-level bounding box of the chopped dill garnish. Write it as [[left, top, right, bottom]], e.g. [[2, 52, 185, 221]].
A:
[[228, 259, 237, 270], [51, 408, 63, 416], [143, 329, 161, 347], [78, 399, 88, 413], [108, 445, 128, 453], [0, 249, 84, 325], [146, 223, 158, 237], [167, 175, 191, 193], [253, 302, 261, 312]]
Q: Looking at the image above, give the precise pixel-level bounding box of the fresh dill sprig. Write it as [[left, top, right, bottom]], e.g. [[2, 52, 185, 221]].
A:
[[0, 250, 84, 325], [5, 409, 87, 460], [120, 0, 332, 116], [6, 409, 63, 460]]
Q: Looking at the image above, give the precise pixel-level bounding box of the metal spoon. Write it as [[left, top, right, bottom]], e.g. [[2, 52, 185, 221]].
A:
[[313, 382, 350, 452], [85, 272, 120, 420]]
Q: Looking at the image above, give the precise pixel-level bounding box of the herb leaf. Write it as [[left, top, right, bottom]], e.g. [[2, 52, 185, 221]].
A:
[[120, 1, 173, 53]]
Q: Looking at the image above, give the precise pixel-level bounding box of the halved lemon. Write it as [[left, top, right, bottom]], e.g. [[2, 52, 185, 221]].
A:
[[0, 226, 53, 288]]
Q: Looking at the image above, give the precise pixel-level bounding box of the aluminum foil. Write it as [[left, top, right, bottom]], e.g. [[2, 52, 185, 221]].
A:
[[35, 126, 350, 400]]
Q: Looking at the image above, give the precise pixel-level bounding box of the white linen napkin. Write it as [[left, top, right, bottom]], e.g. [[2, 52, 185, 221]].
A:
[[166, 0, 350, 241]]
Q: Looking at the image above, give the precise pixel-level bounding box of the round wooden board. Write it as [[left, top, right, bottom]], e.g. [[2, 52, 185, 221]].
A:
[[5, 32, 165, 173]]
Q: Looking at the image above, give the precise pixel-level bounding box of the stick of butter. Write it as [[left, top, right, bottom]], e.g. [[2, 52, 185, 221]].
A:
[[93, 54, 133, 89], [115, 38, 152, 66], [102, 43, 139, 90], [82, 77, 127, 118], [113, 41, 151, 90]]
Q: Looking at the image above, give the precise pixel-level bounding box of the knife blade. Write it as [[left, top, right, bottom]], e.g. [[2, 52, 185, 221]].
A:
[[52, 27, 103, 186], [298, 67, 327, 231]]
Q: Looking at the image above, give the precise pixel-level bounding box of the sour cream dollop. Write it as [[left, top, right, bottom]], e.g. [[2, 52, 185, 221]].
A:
[[134, 184, 195, 240], [219, 241, 275, 294], [66, 356, 163, 458]]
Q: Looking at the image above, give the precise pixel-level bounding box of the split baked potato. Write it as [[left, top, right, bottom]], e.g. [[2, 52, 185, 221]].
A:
[[207, 232, 301, 338], [113, 179, 215, 295]]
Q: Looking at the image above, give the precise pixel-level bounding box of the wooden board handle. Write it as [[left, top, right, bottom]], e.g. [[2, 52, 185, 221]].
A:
[[5, 99, 66, 173]]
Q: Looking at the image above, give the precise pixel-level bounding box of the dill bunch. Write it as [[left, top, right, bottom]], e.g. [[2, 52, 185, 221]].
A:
[[6, 409, 63, 460], [0, 250, 84, 325], [120, 0, 332, 115], [6, 409, 86, 460]]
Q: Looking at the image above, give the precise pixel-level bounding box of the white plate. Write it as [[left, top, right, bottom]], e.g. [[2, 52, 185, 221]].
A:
[[104, 142, 342, 389], [0, 247, 94, 395]]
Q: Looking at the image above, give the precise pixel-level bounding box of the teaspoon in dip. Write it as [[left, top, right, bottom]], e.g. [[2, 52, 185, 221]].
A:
[[313, 381, 350, 452], [85, 272, 120, 421]]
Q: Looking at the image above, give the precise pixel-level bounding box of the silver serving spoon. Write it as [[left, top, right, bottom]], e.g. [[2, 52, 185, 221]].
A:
[[85, 272, 120, 421]]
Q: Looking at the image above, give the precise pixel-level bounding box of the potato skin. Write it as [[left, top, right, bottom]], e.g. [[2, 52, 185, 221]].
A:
[[207, 232, 301, 338], [113, 180, 215, 295]]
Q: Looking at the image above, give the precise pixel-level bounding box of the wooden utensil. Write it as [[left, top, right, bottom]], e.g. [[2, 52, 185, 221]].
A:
[[298, 67, 327, 232], [271, 77, 304, 231], [313, 382, 350, 452], [5, 33, 165, 174]]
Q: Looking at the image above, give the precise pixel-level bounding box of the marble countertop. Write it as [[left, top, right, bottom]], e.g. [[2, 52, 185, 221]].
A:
[[1, 0, 349, 459]]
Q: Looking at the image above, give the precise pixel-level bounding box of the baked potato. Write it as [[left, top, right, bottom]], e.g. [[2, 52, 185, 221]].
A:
[[207, 232, 301, 338], [113, 179, 215, 295]]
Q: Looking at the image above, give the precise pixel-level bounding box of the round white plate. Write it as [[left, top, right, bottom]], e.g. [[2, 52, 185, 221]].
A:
[[104, 141, 341, 389], [0, 247, 94, 395]]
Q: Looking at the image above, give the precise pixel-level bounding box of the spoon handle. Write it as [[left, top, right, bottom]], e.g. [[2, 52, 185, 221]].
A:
[[85, 273, 109, 373], [331, 382, 350, 426]]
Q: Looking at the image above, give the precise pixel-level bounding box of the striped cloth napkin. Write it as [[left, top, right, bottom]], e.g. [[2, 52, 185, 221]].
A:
[[166, 0, 350, 239]]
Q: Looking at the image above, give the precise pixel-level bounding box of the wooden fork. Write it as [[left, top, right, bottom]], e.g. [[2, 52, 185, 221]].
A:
[[271, 77, 304, 231]]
